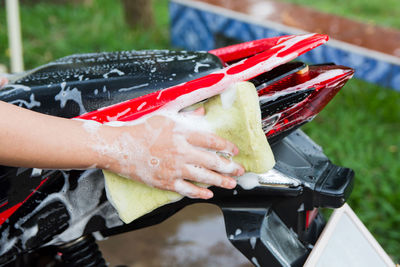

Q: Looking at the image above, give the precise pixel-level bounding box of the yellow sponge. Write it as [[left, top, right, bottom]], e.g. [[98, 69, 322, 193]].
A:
[[104, 81, 275, 223], [204, 82, 275, 173]]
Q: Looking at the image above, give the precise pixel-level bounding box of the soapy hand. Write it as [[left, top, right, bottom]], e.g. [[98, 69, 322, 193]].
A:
[[0, 73, 242, 199], [95, 113, 244, 199]]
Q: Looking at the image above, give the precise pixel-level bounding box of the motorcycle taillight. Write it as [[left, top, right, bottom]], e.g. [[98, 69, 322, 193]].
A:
[[257, 64, 354, 139]]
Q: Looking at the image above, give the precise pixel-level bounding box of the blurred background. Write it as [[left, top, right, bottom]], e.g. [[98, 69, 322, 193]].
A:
[[0, 0, 399, 265]]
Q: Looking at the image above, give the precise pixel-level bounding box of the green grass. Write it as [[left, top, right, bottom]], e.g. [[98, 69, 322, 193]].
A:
[[304, 79, 400, 259], [281, 0, 400, 258], [0, 0, 400, 262], [0, 0, 170, 70], [281, 0, 400, 29]]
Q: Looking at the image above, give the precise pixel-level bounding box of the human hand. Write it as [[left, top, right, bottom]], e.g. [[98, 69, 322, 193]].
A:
[[0, 77, 7, 89], [93, 113, 244, 199]]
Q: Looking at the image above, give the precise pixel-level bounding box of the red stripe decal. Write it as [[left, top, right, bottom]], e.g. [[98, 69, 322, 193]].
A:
[[0, 177, 49, 226]]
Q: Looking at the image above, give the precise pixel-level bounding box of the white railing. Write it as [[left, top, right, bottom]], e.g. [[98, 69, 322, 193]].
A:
[[6, 0, 24, 73]]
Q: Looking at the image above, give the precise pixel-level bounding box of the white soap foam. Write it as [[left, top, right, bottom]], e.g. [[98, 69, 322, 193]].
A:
[[118, 83, 149, 92], [0, 228, 17, 256], [252, 257, 261, 267], [235, 228, 242, 236], [220, 84, 237, 109], [10, 93, 41, 109], [176, 54, 197, 61], [0, 84, 31, 95], [20, 225, 38, 249], [250, 236, 257, 249], [103, 68, 125, 78], [31, 168, 43, 177], [148, 157, 160, 168], [92, 231, 106, 241], [259, 69, 346, 102], [105, 108, 132, 122], [0, 169, 122, 255], [137, 102, 146, 111], [76, 119, 102, 134], [41, 170, 122, 246], [55, 82, 87, 114], [156, 90, 164, 100], [194, 62, 210, 73], [237, 173, 261, 190]]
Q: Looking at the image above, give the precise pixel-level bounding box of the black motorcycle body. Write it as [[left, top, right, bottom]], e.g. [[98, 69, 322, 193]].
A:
[[0, 48, 354, 266]]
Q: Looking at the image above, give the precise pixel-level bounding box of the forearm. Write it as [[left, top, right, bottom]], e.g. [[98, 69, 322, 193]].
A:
[[0, 101, 102, 169], [0, 100, 242, 199]]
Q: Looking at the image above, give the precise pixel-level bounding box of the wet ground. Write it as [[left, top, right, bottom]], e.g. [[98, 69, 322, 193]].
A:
[[99, 203, 253, 267], [203, 0, 400, 57]]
